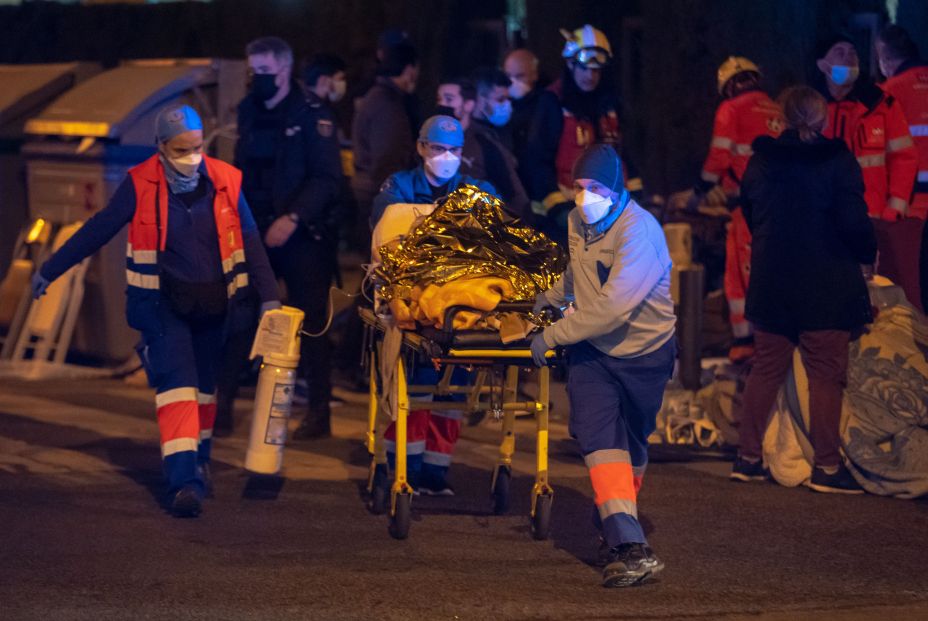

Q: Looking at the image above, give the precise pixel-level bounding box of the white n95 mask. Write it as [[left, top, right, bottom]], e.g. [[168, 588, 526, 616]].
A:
[[575, 189, 612, 224], [169, 152, 203, 177], [426, 151, 461, 181]]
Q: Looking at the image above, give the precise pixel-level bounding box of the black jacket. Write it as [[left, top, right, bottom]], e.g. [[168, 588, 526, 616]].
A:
[[235, 88, 343, 231], [741, 130, 877, 335]]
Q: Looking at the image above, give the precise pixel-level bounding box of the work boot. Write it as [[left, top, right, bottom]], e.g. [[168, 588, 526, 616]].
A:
[[602, 543, 664, 588], [806, 464, 864, 495], [291, 409, 331, 440], [729, 456, 768, 482], [170, 485, 203, 518]]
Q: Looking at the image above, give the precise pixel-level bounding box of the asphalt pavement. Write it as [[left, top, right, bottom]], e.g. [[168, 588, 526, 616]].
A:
[[0, 376, 926, 621]]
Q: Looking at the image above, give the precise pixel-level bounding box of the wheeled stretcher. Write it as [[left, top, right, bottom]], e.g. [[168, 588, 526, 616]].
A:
[[360, 302, 560, 540]]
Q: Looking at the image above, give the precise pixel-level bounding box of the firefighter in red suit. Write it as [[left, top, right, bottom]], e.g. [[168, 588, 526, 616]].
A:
[[690, 57, 785, 362]]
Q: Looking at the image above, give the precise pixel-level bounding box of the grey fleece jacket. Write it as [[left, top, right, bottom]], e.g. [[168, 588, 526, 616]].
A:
[[541, 199, 676, 358]]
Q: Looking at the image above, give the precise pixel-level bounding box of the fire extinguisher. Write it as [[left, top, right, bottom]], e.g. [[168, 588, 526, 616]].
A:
[[245, 305, 304, 475]]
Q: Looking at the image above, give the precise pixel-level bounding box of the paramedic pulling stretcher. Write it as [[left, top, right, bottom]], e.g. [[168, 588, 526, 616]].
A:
[[531, 145, 676, 588]]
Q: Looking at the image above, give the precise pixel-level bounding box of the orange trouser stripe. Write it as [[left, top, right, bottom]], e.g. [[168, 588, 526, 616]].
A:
[[589, 461, 637, 507], [157, 400, 200, 445]]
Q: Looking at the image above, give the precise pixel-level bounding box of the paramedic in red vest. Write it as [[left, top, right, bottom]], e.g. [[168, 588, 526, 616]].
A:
[[522, 25, 643, 244], [876, 24, 928, 311], [816, 36, 918, 304], [30, 105, 279, 518], [689, 57, 785, 362]]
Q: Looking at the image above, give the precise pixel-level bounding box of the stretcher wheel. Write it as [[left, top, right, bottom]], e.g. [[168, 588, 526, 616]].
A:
[[531, 493, 552, 541], [491, 465, 511, 515], [369, 463, 389, 515], [389, 492, 412, 540]]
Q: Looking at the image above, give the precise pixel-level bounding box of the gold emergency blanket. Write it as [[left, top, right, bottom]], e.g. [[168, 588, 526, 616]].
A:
[[376, 186, 566, 330]]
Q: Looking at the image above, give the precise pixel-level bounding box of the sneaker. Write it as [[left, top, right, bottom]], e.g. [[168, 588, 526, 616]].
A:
[[730, 456, 768, 482], [291, 411, 331, 440], [417, 481, 455, 497], [602, 543, 664, 588], [806, 464, 864, 495], [170, 485, 203, 518]]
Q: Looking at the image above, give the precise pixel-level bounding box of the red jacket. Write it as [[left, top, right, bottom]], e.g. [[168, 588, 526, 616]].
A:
[[701, 90, 785, 193], [822, 82, 917, 221], [882, 61, 928, 218], [126, 154, 249, 301]]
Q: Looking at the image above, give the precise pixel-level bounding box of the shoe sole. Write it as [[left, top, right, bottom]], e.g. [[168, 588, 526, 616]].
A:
[[805, 481, 865, 495], [602, 561, 664, 588], [171, 498, 202, 518], [417, 489, 455, 497], [729, 472, 767, 482]]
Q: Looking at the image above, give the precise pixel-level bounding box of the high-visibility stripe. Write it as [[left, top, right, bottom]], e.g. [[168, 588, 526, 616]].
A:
[[910, 125, 928, 137], [428, 408, 463, 421], [198, 429, 213, 441], [728, 298, 746, 315], [589, 461, 636, 506], [597, 497, 638, 520], [126, 270, 160, 290], [888, 196, 908, 214], [227, 272, 249, 297], [700, 170, 720, 184], [162, 437, 198, 458], [917, 171, 928, 183], [221, 249, 246, 274], [732, 322, 753, 338], [423, 451, 453, 467], [197, 392, 217, 405], [383, 439, 426, 455], [857, 154, 886, 168], [733, 143, 753, 156], [584, 448, 632, 469], [887, 135, 915, 153], [157, 401, 199, 445], [126, 244, 157, 264], [632, 464, 647, 478], [710, 136, 733, 150], [156, 387, 199, 408]]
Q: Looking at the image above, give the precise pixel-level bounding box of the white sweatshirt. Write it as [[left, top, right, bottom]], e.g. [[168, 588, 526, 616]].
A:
[[542, 199, 676, 358]]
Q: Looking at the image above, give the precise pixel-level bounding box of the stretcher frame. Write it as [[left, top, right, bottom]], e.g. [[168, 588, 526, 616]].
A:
[[360, 303, 558, 540]]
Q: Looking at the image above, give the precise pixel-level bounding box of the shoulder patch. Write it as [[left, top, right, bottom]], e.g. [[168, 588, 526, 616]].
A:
[[317, 119, 335, 138]]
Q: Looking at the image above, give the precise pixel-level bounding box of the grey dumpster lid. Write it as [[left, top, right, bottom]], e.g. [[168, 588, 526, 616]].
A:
[[0, 63, 91, 127], [25, 60, 216, 139]]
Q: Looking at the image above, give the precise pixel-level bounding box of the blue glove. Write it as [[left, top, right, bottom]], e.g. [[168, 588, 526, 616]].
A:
[[31, 271, 51, 299], [530, 332, 550, 367], [260, 300, 282, 316], [532, 291, 549, 314]]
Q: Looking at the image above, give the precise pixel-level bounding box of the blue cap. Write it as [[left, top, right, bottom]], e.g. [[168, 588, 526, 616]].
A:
[[155, 104, 203, 144], [418, 115, 464, 147], [572, 144, 623, 191]]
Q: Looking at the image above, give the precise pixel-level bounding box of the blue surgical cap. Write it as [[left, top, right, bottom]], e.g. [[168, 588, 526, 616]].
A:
[[418, 115, 464, 147], [155, 104, 203, 144]]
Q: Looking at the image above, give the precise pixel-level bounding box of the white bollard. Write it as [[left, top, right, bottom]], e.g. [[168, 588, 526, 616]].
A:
[[244, 306, 304, 475]]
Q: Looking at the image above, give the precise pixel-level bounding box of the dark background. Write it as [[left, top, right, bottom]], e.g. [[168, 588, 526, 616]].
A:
[[2, 0, 927, 195]]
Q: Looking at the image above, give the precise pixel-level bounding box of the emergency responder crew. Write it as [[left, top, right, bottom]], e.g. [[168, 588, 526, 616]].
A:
[[689, 57, 785, 361], [503, 48, 544, 192], [876, 24, 928, 312], [522, 25, 643, 243], [466, 68, 531, 220], [234, 37, 344, 440], [352, 38, 420, 252], [530, 145, 675, 588], [371, 115, 497, 495], [30, 105, 279, 517], [816, 36, 918, 304]]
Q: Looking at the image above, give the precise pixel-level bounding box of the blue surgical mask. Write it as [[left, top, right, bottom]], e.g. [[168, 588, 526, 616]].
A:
[[486, 99, 512, 127], [829, 64, 859, 86]]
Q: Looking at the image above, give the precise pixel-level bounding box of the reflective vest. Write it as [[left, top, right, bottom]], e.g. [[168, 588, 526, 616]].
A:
[[701, 90, 785, 193], [126, 155, 249, 302], [882, 63, 928, 218], [824, 92, 918, 220]]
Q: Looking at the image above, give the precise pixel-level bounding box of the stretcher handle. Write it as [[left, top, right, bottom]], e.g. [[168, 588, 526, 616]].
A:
[[441, 302, 535, 336]]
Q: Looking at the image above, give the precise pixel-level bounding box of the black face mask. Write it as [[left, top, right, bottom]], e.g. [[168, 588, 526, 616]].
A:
[[433, 105, 458, 119], [250, 73, 280, 102]]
